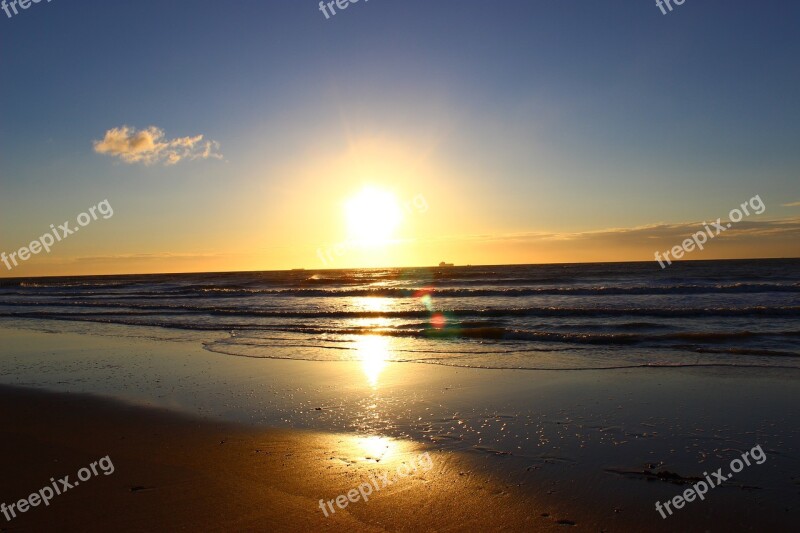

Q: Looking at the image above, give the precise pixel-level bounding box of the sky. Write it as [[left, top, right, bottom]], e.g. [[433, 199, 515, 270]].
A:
[[1, 0, 799, 277]]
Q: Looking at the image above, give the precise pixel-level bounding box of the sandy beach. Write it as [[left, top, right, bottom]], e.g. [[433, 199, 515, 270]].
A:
[[1, 322, 798, 531], [0, 386, 556, 532]]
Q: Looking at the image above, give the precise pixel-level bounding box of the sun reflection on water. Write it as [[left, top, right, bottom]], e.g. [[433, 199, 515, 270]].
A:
[[355, 335, 391, 388], [355, 296, 392, 312], [345, 297, 396, 388]]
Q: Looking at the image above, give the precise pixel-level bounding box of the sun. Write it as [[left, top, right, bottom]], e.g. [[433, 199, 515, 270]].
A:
[[344, 186, 403, 245]]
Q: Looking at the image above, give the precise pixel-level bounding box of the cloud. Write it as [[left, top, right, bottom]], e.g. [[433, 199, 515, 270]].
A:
[[409, 217, 800, 263], [93, 126, 223, 165], [441, 217, 800, 246], [782, 201, 800, 207]]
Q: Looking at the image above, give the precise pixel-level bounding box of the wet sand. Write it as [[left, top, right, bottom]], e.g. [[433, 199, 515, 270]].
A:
[[0, 386, 564, 532], [0, 322, 798, 530]]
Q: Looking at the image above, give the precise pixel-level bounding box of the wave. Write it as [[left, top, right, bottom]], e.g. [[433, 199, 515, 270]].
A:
[[188, 283, 800, 297], [1, 303, 798, 319], [3, 311, 798, 350], [3, 283, 798, 299], [202, 343, 800, 371], [261, 326, 800, 345]]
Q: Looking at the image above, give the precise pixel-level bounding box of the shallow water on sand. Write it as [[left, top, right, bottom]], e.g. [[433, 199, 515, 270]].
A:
[[1, 320, 799, 529]]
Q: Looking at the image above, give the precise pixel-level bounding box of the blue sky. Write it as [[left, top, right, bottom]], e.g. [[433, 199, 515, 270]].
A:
[[1, 0, 799, 275]]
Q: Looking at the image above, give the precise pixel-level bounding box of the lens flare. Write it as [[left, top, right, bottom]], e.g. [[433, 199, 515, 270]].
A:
[[431, 313, 446, 329]]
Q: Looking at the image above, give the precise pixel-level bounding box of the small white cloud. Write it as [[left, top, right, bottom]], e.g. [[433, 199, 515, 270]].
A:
[[93, 125, 223, 165]]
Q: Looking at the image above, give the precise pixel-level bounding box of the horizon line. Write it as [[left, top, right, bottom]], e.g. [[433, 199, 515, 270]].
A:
[[1, 256, 799, 281]]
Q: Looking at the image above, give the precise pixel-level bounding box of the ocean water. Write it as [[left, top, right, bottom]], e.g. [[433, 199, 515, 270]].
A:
[[1, 259, 798, 370]]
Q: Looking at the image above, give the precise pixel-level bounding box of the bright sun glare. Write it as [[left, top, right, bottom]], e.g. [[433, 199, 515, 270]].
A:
[[345, 186, 403, 245]]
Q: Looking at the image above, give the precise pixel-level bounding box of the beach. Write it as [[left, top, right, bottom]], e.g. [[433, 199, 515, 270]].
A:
[[4, 0, 800, 529], [1, 321, 797, 531], [0, 385, 549, 532]]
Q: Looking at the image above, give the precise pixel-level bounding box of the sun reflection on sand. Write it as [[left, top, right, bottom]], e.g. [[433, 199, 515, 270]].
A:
[[357, 435, 397, 462]]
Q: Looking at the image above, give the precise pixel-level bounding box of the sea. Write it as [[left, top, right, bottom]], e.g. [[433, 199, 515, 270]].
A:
[[1, 259, 798, 370]]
